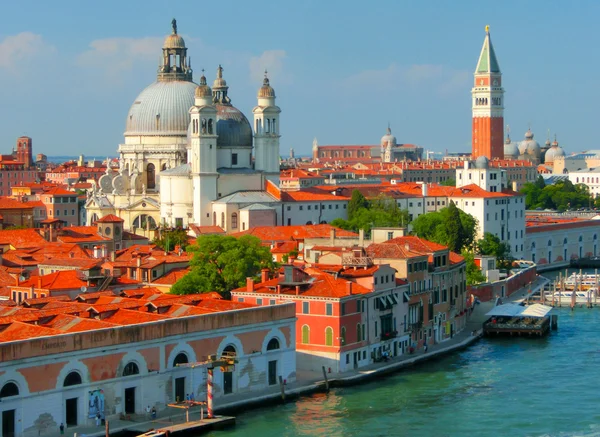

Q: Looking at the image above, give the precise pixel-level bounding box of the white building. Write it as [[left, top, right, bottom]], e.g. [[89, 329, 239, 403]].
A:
[[86, 21, 281, 233]]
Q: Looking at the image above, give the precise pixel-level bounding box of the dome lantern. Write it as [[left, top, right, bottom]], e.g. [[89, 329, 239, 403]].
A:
[[157, 19, 193, 82]]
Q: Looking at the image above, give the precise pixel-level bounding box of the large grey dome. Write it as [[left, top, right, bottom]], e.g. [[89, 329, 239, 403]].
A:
[[125, 81, 198, 137], [215, 104, 253, 149], [475, 155, 489, 169], [504, 140, 519, 158]]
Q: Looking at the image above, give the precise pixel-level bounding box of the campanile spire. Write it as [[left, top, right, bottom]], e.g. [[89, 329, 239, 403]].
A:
[[472, 25, 504, 160]]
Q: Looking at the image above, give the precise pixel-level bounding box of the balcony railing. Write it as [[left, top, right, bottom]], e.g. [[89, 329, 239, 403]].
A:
[[341, 254, 373, 266], [381, 331, 398, 341]]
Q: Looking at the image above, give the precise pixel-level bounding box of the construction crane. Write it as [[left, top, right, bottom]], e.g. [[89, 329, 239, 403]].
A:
[[174, 352, 238, 419]]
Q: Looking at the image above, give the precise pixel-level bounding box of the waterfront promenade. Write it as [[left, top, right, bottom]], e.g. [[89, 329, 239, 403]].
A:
[[43, 276, 548, 437]]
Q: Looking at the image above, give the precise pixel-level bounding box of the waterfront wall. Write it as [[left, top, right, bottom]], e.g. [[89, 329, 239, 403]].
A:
[[468, 266, 537, 302]]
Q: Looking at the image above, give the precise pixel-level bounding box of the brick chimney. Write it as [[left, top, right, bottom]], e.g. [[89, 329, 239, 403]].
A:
[[246, 277, 254, 292], [261, 268, 269, 283], [37, 276, 42, 289], [330, 228, 336, 245], [346, 281, 353, 295], [295, 285, 300, 296]]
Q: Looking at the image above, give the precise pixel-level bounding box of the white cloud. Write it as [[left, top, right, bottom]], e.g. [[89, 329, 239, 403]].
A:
[[249, 50, 289, 84], [0, 32, 56, 70], [76, 36, 163, 78], [340, 63, 469, 96]]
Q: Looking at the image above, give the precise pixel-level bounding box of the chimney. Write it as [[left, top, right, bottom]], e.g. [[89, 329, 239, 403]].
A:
[[346, 281, 353, 295], [421, 183, 428, 197], [136, 255, 142, 267], [330, 228, 336, 245], [512, 181, 518, 192], [37, 276, 42, 289], [359, 229, 364, 247], [261, 268, 269, 283], [295, 285, 300, 296], [102, 245, 107, 258], [277, 284, 281, 294], [283, 265, 294, 283], [246, 277, 254, 292], [69, 252, 74, 259]]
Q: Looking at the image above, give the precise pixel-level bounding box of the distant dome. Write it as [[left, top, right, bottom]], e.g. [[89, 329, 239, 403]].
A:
[[195, 74, 212, 98], [545, 137, 566, 163], [125, 81, 198, 137], [519, 128, 541, 158], [380, 127, 397, 148], [164, 33, 186, 49], [258, 74, 275, 98], [504, 139, 519, 158], [215, 104, 253, 149], [475, 155, 489, 169]]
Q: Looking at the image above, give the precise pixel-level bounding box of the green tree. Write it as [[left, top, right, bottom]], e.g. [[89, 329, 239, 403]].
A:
[[332, 194, 410, 234], [171, 234, 276, 296], [439, 178, 456, 187], [347, 189, 368, 220], [462, 250, 486, 286], [477, 232, 513, 269], [154, 227, 190, 251], [411, 206, 477, 252]]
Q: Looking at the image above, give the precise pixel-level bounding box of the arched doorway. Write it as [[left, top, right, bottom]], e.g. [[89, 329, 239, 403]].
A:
[[173, 353, 189, 402], [1, 382, 19, 437], [266, 338, 280, 386], [222, 345, 236, 394], [63, 372, 82, 427]]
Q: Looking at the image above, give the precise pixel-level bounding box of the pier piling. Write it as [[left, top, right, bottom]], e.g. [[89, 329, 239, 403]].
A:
[[322, 366, 330, 392]]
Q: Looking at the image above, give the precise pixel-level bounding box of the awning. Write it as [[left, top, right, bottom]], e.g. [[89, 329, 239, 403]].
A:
[[389, 294, 399, 305], [403, 292, 410, 303], [486, 303, 553, 318], [377, 296, 387, 308]]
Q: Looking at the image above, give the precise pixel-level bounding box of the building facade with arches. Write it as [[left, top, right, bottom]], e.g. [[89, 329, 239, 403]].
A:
[[525, 215, 600, 269], [0, 301, 295, 436]]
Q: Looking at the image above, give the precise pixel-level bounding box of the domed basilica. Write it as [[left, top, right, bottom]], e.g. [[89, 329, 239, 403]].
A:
[[86, 20, 281, 234]]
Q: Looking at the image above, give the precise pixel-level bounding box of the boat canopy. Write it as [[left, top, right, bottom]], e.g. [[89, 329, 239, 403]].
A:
[[486, 303, 553, 318]]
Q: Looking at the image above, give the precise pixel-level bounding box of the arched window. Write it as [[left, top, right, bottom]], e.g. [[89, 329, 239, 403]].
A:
[[325, 327, 333, 346], [531, 242, 536, 250], [122, 362, 139, 376], [0, 382, 19, 398], [173, 353, 189, 367], [231, 213, 238, 229], [340, 326, 346, 345], [161, 163, 167, 171], [208, 119, 213, 134], [267, 338, 280, 351], [64, 372, 82, 387], [301, 325, 310, 344], [548, 240, 552, 247], [223, 344, 237, 357], [147, 163, 156, 189], [356, 323, 362, 342], [595, 234, 598, 241], [221, 212, 225, 228], [564, 238, 568, 245], [90, 213, 99, 224], [579, 235, 583, 242], [133, 214, 157, 230]]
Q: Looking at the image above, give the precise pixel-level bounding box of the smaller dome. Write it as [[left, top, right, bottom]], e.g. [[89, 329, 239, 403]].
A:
[[213, 65, 227, 89], [258, 73, 276, 98], [195, 74, 212, 98], [545, 138, 551, 147], [164, 33, 186, 49], [380, 127, 397, 147], [504, 140, 519, 158], [525, 128, 534, 140], [475, 156, 489, 169], [526, 141, 541, 157]]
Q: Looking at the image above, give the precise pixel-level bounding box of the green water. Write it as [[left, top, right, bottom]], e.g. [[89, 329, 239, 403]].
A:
[[209, 306, 600, 437]]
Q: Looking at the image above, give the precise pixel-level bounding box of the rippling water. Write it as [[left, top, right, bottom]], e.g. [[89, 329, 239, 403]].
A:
[[209, 282, 600, 436]]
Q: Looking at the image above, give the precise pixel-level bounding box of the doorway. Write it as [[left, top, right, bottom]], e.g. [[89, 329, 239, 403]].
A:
[[268, 360, 277, 386], [223, 372, 233, 394], [353, 352, 358, 369], [65, 398, 78, 427], [2, 410, 15, 437], [124, 387, 136, 414], [175, 377, 185, 403]]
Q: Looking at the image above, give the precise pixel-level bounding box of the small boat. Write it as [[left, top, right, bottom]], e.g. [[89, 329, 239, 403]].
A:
[[544, 288, 597, 304], [563, 273, 600, 290]]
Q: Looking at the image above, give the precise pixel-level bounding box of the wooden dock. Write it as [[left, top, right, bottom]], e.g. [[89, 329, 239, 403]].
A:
[[136, 416, 235, 437]]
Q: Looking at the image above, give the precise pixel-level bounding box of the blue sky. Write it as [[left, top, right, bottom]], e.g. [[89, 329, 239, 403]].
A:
[[0, 0, 598, 157]]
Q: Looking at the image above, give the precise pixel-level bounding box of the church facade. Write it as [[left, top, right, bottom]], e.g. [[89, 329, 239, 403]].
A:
[[85, 21, 281, 233]]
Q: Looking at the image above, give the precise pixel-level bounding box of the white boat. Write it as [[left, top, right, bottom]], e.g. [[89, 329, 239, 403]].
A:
[[563, 273, 600, 289], [543, 288, 598, 304]]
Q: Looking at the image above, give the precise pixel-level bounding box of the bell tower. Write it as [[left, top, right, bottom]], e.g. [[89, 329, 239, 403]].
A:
[[253, 71, 281, 185], [189, 72, 218, 225], [472, 25, 504, 160]]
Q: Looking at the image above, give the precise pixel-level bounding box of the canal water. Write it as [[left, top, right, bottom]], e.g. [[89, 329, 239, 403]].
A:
[[209, 273, 600, 437]]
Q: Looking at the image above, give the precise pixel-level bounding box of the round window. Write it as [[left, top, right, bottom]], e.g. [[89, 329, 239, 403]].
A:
[[105, 227, 111, 236]]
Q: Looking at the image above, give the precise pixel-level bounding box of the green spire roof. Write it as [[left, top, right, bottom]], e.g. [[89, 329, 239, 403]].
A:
[[475, 26, 500, 74]]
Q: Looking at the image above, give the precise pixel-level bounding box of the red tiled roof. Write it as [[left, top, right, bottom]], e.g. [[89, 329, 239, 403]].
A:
[[384, 236, 448, 253], [96, 214, 124, 223], [17, 270, 93, 290], [231, 224, 358, 241], [151, 267, 191, 285], [0, 229, 47, 248], [188, 224, 226, 236], [0, 197, 34, 210], [0, 321, 61, 341]]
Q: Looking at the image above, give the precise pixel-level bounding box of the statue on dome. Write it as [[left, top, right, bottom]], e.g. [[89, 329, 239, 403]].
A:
[[171, 18, 177, 35]]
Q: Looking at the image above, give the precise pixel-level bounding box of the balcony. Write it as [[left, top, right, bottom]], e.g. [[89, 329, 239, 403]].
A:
[[381, 331, 398, 341], [408, 321, 423, 332], [341, 254, 373, 267]]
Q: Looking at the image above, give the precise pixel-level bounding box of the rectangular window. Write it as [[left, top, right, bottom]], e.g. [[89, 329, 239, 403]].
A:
[[270, 299, 276, 305], [71, 209, 75, 216], [308, 205, 311, 210], [356, 300, 361, 312], [238, 298, 245, 302], [287, 206, 291, 211], [346, 354, 350, 364], [341, 302, 346, 316], [326, 303, 332, 315], [231, 153, 238, 165], [302, 301, 309, 314], [375, 321, 378, 337], [257, 298, 263, 305], [299, 205, 303, 211]]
